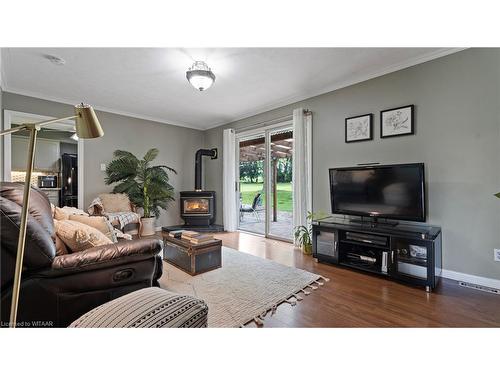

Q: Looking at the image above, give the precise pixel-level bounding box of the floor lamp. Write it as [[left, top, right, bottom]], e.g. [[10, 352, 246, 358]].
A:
[[0, 103, 104, 327]]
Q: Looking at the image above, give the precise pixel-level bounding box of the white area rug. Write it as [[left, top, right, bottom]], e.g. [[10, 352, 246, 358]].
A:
[[160, 246, 327, 327]]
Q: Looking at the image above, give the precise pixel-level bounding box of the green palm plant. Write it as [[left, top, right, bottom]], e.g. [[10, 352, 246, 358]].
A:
[[104, 148, 177, 219]]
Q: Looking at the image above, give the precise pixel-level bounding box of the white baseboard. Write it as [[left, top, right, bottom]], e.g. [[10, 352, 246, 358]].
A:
[[442, 269, 500, 290]]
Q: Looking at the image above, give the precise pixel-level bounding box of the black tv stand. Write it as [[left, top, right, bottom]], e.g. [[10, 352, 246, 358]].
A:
[[312, 217, 442, 291]]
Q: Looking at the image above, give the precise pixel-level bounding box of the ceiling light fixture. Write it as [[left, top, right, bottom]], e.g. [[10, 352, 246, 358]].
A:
[[186, 61, 216, 91]]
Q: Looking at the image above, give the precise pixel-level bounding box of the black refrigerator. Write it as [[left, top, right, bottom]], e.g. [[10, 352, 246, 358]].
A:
[[60, 153, 78, 208]]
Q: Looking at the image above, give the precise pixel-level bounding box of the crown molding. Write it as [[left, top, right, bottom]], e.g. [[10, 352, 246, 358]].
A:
[[204, 47, 468, 129], [1, 86, 204, 130]]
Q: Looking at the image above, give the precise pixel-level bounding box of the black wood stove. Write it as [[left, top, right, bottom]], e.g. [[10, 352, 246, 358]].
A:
[[164, 148, 224, 232]]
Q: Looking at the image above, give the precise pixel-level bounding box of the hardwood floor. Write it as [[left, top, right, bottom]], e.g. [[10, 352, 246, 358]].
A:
[[206, 231, 500, 327]]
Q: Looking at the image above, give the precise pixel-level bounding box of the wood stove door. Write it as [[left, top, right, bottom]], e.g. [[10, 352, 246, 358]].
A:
[[183, 197, 210, 215]]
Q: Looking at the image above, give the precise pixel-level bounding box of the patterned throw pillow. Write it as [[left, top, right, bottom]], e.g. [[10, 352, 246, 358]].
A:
[[99, 193, 131, 213], [55, 219, 113, 253], [69, 214, 118, 243]]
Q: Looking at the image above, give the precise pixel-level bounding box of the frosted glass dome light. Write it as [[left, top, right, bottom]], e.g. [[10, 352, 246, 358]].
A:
[[186, 61, 216, 91]]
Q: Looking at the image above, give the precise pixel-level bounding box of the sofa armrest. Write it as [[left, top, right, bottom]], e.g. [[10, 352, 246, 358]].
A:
[[51, 238, 162, 271]]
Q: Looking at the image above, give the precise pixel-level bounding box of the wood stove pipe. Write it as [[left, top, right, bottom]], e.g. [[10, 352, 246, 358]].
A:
[[195, 148, 218, 191]]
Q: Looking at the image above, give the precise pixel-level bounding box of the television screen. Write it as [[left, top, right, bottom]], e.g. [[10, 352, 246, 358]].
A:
[[329, 163, 425, 222]]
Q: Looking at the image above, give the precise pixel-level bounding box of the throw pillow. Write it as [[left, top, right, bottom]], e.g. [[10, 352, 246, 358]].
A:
[[54, 206, 89, 221], [55, 220, 113, 253], [69, 214, 117, 243], [99, 193, 131, 213], [52, 222, 69, 256]]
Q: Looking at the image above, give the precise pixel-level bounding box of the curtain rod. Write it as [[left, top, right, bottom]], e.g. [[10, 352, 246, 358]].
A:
[[234, 109, 311, 133]]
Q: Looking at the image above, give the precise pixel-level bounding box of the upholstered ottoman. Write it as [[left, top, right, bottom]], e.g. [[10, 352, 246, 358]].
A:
[[70, 287, 208, 328]]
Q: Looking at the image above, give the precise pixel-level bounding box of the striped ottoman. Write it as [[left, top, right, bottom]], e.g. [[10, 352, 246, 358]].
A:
[[70, 287, 208, 328]]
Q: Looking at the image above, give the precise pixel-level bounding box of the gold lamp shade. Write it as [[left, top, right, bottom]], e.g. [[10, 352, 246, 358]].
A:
[[75, 103, 104, 139]]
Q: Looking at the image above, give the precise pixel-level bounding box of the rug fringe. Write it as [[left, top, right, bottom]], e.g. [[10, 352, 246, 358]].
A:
[[243, 275, 330, 327], [254, 316, 264, 326], [271, 305, 278, 315]]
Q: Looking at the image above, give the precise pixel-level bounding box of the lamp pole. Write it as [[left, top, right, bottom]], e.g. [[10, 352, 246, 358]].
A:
[[0, 112, 89, 327], [8, 124, 39, 327]]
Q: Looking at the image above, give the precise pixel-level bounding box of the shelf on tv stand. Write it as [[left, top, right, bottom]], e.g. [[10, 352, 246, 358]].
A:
[[338, 262, 388, 276], [313, 217, 442, 241], [339, 239, 389, 250]]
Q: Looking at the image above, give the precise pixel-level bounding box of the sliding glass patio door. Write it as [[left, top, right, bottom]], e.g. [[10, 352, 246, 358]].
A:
[[236, 124, 294, 241], [237, 133, 266, 235], [267, 128, 293, 240]]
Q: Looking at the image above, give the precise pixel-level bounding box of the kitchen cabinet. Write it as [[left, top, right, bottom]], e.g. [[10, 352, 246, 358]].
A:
[[12, 136, 61, 172]]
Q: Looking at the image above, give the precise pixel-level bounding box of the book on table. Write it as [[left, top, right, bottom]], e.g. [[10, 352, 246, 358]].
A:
[[180, 230, 200, 240], [189, 234, 214, 244], [168, 230, 185, 238]]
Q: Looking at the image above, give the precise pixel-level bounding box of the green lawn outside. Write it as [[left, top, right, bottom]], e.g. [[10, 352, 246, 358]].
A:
[[239, 182, 292, 212]]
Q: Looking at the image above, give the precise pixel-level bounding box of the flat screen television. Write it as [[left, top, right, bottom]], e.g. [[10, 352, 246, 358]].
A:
[[329, 163, 425, 222]]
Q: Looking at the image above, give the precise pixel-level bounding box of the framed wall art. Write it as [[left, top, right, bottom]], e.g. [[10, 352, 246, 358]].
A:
[[380, 105, 414, 138], [345, 113, 373, 143]]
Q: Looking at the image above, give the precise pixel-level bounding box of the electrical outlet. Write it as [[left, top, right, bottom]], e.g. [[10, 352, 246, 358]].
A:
[[100, 163, 106, 171], [494, 249, 500, 262]]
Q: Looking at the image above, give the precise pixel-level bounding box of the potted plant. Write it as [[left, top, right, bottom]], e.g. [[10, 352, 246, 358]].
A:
[[105, 148, 176, 236], [294, 211, 329, 255]]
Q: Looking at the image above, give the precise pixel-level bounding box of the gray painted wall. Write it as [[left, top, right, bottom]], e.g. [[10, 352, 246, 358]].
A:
[[2, 93, 204, 228], [203, 48, 500, 280]]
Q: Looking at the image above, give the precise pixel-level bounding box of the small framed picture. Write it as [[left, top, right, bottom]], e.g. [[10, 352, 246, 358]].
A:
[[345, 114, 373, 143], [380, 105, 414, 138]]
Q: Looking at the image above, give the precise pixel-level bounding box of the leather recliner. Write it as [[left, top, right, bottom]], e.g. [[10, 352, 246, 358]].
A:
[[0, 182, 163, 328]]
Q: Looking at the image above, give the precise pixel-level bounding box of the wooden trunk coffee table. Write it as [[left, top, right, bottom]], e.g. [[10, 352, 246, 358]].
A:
[[162, 233, 222, 276]]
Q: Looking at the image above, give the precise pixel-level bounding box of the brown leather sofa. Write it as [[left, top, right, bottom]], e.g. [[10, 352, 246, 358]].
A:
[[0, 182, 163, 327]]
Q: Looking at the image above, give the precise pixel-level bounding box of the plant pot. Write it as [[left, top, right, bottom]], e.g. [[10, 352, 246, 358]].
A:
[[140, 217, 156, 236], [302, 243, 313, 255]]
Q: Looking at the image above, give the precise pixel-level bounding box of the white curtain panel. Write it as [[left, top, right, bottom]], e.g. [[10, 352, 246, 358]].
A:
[[222, 128, 238, 232], [292, 108, 313, 240]]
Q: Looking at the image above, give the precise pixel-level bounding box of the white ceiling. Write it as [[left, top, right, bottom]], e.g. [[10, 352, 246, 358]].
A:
[[1, 48, 461, 130]]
